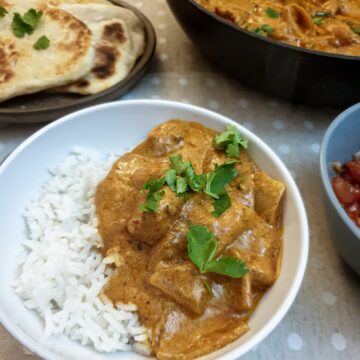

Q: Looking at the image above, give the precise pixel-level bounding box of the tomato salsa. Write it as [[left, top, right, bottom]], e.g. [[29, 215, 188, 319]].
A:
[[332, 152, 360, 228]]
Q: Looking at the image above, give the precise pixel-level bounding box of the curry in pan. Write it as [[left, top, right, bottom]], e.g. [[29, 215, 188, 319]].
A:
[[96, 120, 285, 359], [198, 0, 360, 56]]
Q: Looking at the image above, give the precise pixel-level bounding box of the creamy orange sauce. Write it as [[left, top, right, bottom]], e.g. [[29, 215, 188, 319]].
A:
[[95, 120, 285, 359], [198, 0, 360, 56]]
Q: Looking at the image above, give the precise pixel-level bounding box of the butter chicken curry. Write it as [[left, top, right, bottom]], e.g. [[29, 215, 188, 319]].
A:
[[96, 120, 285, 359], [198, 0, 360, 56]]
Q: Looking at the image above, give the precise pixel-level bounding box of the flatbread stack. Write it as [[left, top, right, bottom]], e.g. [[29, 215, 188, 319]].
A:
[[0, 0, 145, 103]]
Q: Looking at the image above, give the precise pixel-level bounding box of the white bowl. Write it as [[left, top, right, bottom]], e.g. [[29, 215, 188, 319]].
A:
[[0, 100, 308, 360]]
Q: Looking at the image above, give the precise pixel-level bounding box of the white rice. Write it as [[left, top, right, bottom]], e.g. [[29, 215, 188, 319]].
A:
[[13, 148, 149, 353]]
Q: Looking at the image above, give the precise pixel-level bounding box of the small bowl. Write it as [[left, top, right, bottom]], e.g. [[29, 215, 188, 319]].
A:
[[0, 100, 308, 359], [0, 0, 156, 124], [320, 103, 360, 275]]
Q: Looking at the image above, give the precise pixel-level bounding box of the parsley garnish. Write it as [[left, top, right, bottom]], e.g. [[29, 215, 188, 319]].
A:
[[139, 177, 165, 212], [0, 6, 8, 18], [266, 7, 280, 19], [203, 280, 213, 296], [34, 35, 50, 50], [213, 124, 248, 158], [254, 24, 275, 37], [187, 224, 249, 278], [12, 9, 43, 38]]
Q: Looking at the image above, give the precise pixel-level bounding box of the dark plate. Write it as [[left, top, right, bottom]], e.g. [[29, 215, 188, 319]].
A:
[[0, 0, 156, 124], [167, 0, 360, 108]]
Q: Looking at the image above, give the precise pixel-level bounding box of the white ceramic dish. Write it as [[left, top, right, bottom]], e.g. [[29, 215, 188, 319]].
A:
[[0, 100, 309, 360]]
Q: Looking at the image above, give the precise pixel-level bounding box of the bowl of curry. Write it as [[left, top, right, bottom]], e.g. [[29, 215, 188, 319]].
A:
[[167, 0, 360, 107], [0, 100, 308, 359]]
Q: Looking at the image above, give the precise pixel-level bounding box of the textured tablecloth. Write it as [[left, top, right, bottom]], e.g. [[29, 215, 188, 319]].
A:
[[1, 1, 359, 359]]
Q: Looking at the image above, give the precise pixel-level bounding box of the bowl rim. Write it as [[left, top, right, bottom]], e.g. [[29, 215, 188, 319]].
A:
[[183, 0, 360, 61], [0, 100, 309, 360], [320, 102, 360, 240], [0, 0, 157, 115]]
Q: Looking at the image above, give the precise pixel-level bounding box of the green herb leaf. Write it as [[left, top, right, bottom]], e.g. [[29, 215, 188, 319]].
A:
[[139, 190, 165, 212], [176, 176, 188, 196], [12, 9, 43, 38], [266, 7, 280, 19], [205, 161, 238, 199], [139, 177, 166, 212], [185, 164, 206, 192], [203, 280, 213, 296], [170, 154, 190, 176], [187, 224, 217, 271], [164, 169, 177, 192], [254, 24, 275, 36], [313, 17, 323, 26], [203, 256, 249, 278], [0, 6, 8, 18], [351, 26, 360, 36], [33, 35, 50, 50], [187, 225, 248, 279], [213, 125, 248, 159], [212, 192, 231, 217]]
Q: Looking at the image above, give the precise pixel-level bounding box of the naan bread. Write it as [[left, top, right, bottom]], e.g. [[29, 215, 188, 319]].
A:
[[0, 1, 95, 103], [52, 4, 145, 95]]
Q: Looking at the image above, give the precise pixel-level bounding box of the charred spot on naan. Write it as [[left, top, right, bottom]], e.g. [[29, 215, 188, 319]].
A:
[[0, 40, 18, 84], [92, 45, 120, 80], [103, 22, 127, 44], [47, 8, 92, 59]]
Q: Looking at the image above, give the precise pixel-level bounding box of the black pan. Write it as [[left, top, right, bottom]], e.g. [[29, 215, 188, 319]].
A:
[[167, 0, 360, 108], [0, 0, 156, 123]]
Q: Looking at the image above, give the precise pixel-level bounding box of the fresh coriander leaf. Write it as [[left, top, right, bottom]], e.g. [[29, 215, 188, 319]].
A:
[[187, 224, 217, 271], [12, 13, 32, 37], [205, 161, 238, 199], [170, 154, 190, 176], [261, 24, 275, 33], [266, 7, 280, 19], [213, 124, 248, 159], [254, 24, 275, 36], [226, 141, 240, 158], [313, 17, 323, 26], [22, 8, 43, 28], [164, 169, 177, 192], [204, 256, 249, 278], [203, 280, 213, 296], [314, 11, 329, 17], [0, 7, 8, 18], [140, 177, 166, 212], [185, 164, 206, 192], [139, 190, 165, 212], [176, 176, 188, 196], [212, 192, 231, 217], [144, 177, 165, 193], [351, 27, 360, 35], [33, 35, 50, 50], [11, 9, 43, 38]]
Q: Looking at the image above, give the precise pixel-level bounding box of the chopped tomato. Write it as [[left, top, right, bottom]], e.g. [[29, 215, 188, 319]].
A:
[[332, 176, 360, 205], [346, 160, 360, 182]]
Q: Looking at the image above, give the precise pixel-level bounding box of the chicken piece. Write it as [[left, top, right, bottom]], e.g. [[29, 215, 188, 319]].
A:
[[149, 263, 210, 315], [286, 4, 316, 36], [127, 187, 184, 245], [230, 273, 253, 312], [133, 119, 215, 173], [254, 171, 285, 226]]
